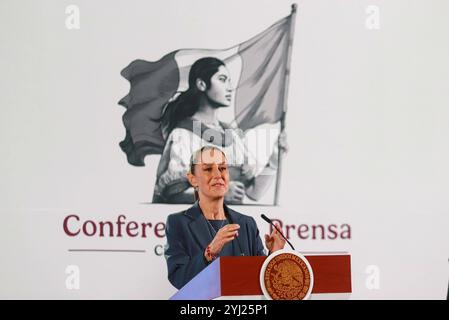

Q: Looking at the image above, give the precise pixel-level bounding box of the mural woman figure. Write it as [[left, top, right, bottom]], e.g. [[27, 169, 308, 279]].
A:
[[153, 57, 287, 204]]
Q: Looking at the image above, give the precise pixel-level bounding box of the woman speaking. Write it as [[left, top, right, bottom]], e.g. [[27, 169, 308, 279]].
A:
[[164, 146, 286, 289]]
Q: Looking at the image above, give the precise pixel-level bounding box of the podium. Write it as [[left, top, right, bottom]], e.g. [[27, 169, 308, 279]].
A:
[[170, 253, 352, 300]]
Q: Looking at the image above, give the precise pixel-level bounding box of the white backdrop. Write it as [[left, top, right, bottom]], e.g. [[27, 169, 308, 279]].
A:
[[1, 0, 448, 299]]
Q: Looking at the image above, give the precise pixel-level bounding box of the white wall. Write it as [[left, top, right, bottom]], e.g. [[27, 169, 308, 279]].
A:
[[1, 0, 448, 299]]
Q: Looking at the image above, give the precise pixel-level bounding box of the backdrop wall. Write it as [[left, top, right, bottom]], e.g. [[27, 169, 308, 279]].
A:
[[1, 0, 448, 299]]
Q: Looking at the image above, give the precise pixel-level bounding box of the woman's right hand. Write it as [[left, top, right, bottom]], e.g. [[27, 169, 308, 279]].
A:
[[206, 224, 240, 261], [224, 181, 245, 204]]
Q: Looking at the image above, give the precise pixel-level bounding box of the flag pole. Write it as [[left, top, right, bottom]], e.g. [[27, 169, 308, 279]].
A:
[[274, 3, 297, 206]]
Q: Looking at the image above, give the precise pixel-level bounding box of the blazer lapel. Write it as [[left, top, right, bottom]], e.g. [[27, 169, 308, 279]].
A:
[[225, 205, 249, 256], [185, 201, 213, 250]]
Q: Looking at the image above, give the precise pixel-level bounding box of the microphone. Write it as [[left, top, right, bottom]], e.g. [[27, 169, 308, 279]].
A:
[[261, 214, 295, 251]]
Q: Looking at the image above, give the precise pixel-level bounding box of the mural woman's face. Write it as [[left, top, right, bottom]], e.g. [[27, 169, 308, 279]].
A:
[[205, 65, 233, 107], [188, 149, 230, 200]]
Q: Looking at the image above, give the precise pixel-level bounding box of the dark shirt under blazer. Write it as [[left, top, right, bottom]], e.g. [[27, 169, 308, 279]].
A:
[[164, 201, 266, 289]]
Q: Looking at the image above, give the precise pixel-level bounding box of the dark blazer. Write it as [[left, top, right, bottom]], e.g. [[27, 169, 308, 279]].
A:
[[164, 201, 266, 289]]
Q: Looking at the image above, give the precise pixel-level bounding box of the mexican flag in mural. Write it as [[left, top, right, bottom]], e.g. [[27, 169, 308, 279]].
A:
[[119, 12, 295, 166]]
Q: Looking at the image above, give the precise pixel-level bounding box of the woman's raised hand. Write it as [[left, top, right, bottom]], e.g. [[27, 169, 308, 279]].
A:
[[266, 130, 289, 171], [278, 130, 288, 153], [264, 223, 286, 253], [206, 224, 240, 261]]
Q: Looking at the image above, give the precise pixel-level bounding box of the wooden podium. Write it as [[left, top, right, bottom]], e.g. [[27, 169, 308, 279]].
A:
[[170, 253, 352, 300]]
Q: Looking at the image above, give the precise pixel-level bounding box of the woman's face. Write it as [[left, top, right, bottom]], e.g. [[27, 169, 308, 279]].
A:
[[205, 65, 233, 107], [188, 149, 230, 200]]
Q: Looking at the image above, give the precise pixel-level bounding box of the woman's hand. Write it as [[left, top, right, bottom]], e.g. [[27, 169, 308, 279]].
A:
[[278, 130, 288, 153], [241, 164, 255, 181], [264, 223, 286, 253], [267, 130, 288, 171], [206, 224, 240, 261], [224, 181, 245, 204]]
